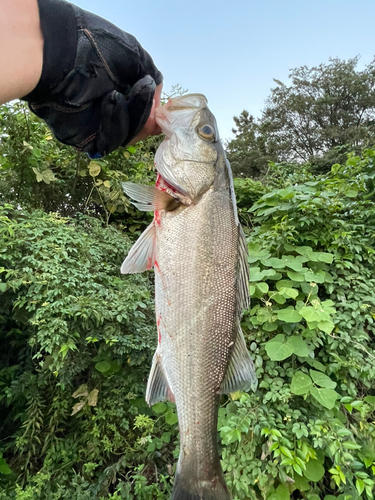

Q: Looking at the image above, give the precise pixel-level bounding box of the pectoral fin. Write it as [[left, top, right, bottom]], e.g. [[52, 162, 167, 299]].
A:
[[120, 222, 156, 274], [146, 352, 174, 406], [219, 322, 257, 394], [122, 182, 178, 211]]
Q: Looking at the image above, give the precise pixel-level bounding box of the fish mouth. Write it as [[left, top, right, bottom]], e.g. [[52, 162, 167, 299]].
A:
[[155, 172, 195, 207], [156, 94, 208, 137]]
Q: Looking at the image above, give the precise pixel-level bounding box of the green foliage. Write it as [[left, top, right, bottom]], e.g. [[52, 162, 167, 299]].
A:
[[0, 206, 176, 499], [226, 111, 275, 178], [218, 149, 375, 500], [0, 101, 159, 228], [1, 99, 375, 500], [227, 56, 375, 176]]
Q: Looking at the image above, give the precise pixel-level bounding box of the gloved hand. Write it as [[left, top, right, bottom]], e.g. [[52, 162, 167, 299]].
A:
[[22, 0, 163, 158]]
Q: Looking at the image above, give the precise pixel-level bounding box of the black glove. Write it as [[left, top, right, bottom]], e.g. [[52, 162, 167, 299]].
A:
[[22, 0, 163, 158]]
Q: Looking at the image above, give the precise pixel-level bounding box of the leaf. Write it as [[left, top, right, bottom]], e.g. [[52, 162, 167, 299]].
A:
[[32, 167, 43, 182], [288, 336, 310, 357], [261, 257, 286, 269], [299, 306, 322, 323], [304, 271, 324, 285], [95, 361, 111, 373], [282, 256, 303, 272], [277, 308, 302, 323], [41, 168, 56, 184], [0, 283, 7, 292], [152, 402, 167, 414], [0, 459, 12, 475], [304, 459, 325, 481], [257, 282, 269, 294], [165, 411, 178, 425], [249, 267, 276, 281], [89, 162, 101, 177], [247, 244, 271, 263], [276, 280, 294, 290], [286, 271, 305, 282], [87, 389, 99, 406], [309, 370, 336, 389], [315, 252, 334, 264], [71, 401, 86, 416], [32, 167, 56, 184], [346, 189, 358, 198], [306, 358, 326, 372], [280, 446, 293, 458], [291, 372, 313, 395], [317, 321, 335, 334], [268, 484, 290, 500], [72, 384, 88, 398], [263, 321, 279, 332], [343, 441, 361, 450], [32, 146, 42, 158], [273, 293, 286, 304], [265, 335, 294, 361], [365, 395, 375, 405], [293, 474, 309, 491], [310, 387, 339, 409], [278, 287, 299, 299], [356, 478, 365, 495]]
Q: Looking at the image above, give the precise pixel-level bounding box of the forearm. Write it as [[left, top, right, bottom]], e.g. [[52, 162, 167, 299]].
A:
[[0, 0, 43, 104]]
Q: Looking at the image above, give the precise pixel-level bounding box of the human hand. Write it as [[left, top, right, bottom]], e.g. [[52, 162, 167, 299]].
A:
[[22, 0, 163, 158], [129, 82, 163, 144]]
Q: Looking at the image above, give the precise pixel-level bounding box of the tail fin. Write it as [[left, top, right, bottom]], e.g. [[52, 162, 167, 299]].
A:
[[171, 464, 230, 500]]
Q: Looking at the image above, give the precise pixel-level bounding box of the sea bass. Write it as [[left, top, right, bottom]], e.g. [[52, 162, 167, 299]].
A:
[[121, 94, 256, 500]]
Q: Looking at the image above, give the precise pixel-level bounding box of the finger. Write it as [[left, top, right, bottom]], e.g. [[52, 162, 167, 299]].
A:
[[93, 76, 156, 156]]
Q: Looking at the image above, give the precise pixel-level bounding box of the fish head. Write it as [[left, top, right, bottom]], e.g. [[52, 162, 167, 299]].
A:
[[155, 94, 221, 200]]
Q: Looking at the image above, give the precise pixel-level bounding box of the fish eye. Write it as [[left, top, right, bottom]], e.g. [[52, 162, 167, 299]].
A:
[[198, 124, 215, 142]]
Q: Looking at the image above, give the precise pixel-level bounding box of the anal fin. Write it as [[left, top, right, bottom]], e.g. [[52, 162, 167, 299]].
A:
[[120, 222, 155, 274], [145, 352, 173, 406], [219, 322, 257, 394]]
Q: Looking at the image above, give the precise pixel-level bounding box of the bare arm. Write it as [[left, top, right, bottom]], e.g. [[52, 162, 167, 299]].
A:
[[0, 0, 162, 156], [0, 0, 43, 104]]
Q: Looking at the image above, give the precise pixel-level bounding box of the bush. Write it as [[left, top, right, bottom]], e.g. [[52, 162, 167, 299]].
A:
[[219, 150, 375, 500]]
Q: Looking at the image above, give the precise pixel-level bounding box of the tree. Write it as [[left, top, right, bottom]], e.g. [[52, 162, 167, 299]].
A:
[[225, 111, 276, 178], [227, 57, 375, 175]]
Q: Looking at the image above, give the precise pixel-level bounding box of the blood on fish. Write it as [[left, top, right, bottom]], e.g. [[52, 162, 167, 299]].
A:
[[167, 388, 176, 404], [157, 315, 161, 343], [155, 172, 178, 195], [154, 260, 161, 272], [154, 211, 161, 226], [146, 256, 152, 269]]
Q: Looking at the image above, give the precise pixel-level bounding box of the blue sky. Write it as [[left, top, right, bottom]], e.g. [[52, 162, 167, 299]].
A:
[[75, 0, 375, 141]]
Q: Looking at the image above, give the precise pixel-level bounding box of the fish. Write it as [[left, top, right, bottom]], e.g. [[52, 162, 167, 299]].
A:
[[121, 94, 257, 500]]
